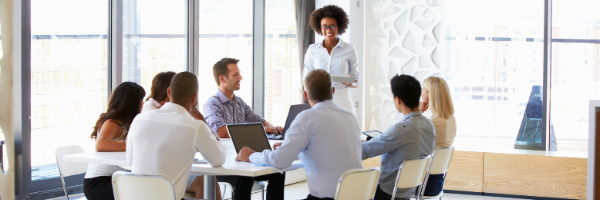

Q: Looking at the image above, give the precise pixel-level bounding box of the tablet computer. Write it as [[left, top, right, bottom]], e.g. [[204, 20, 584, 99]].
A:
[[331, 75, 357, 83], [227, 123, 272, 153], [362, 130, 383, 138]]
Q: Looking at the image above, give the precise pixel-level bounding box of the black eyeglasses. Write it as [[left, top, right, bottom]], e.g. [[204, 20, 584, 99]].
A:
[[320, 25, 338, 30]]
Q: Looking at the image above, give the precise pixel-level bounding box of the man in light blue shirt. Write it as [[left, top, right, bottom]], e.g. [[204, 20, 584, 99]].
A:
[[362, 74, 435, 200], [236, 69, 363, 200]]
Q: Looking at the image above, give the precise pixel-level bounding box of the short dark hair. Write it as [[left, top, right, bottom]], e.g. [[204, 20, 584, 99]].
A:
[[170, 72, 198, 104], [147, 71, 176, 102], [304, 69, 333, 102], [390, 74, 421, 109], [310, 5, 350, 36], [213, 57, 240, 86]]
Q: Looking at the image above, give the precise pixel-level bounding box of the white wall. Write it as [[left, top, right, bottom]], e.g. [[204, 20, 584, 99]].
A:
[[315, 0, 366, 130], [363, 0, 446, 131], [0, 0, 17, 199]]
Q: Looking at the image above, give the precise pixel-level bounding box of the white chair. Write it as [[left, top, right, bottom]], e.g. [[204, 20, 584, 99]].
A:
[[112, 171, 185, 200], [421, 146, 455, 199], [55, 145, 88, 200], [391, 155, 433, 200], [334, 168, 381, 200]]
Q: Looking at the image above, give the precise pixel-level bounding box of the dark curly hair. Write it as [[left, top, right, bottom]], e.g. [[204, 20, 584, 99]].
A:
[[310, 5, 349, 36]]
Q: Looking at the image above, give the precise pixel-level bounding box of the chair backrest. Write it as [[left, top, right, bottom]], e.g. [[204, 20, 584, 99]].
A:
[[112, 171, 176, 200], [429, 146, 455, 175], [334, 168, 381, 200], [394, 155, 432, 188], [55, 145, 87, 177]]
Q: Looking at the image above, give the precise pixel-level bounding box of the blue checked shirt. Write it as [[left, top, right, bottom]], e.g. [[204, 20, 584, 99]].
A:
[[203, 89, 265, 135], [362, 111, 435, 199]]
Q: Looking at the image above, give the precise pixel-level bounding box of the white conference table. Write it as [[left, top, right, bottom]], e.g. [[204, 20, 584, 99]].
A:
[[64, 138, 303, 200]]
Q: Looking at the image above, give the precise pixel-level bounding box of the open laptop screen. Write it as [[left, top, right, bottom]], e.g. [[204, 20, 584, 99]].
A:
[[227, 123, 272, 153]]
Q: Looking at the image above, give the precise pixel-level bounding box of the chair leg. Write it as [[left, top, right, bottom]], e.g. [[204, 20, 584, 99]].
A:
[[60, 176, 69, 200], [261, 188, 265, 200]]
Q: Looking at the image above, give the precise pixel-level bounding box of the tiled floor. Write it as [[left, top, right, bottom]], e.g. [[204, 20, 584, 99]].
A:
[[50, 181, 531, 200]]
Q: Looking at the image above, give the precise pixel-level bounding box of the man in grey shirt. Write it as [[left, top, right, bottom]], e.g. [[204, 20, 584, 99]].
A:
[[362, 74, 435, 200]]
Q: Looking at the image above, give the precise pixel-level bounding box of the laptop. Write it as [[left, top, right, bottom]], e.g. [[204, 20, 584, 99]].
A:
[[269, 104, 312, 140], [227, 123, 272, 153]]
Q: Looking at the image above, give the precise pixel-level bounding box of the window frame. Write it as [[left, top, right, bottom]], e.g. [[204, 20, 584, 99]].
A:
[[14, 0, 266, 198]]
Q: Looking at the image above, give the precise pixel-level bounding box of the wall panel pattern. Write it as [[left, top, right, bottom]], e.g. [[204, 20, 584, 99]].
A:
[[365, 0, 445, 130]]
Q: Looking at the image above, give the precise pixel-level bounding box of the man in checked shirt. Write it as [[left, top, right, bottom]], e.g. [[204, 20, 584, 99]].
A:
[[203, 57, 285, 200]]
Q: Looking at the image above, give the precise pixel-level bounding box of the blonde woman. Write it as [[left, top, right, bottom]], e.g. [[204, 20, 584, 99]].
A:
[[419, 76, 456, 196], [420, 76, 456, 148]]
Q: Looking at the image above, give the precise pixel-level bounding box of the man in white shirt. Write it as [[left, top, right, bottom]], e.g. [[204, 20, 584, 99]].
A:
[[236, 69, 364, 200], [127, 72, 227, 200]]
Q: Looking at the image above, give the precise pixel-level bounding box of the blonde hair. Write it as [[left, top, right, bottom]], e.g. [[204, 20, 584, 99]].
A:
[[422, 76, 454, 119]]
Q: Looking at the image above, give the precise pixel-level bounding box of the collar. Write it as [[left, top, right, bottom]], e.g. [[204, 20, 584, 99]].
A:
[[317, 37, 344, 49], [313, 99, 336, 109], [402, 111, 423, 121], [216, 89, 236, 104], [161, 102, 191, 116]]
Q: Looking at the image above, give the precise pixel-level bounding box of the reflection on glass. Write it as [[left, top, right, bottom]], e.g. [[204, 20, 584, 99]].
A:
[[445, 0, 544, 150], [122, 0, 187, 96], [198, 0, 253, 107], [264, 0, 302, 126], [30, 0, 108, 180]]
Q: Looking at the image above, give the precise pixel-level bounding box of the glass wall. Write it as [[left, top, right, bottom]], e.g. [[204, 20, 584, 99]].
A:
[[121, 0, 187, 95], [197, 0, 254, 107], [30, 0, 108, 180], [551, 0, 600, 152], [264, 0, 302, 126], [445, 0, 545, 150]]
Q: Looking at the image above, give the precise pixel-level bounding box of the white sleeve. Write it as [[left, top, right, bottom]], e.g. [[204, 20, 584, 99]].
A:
[[195, 122, 227, 167], [302, 49, 314, 82], [348, 46, 360, 84]]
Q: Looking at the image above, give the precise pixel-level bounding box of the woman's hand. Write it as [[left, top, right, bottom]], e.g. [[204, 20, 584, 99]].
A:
[[419, 101, 429, 113], [190, 103, 206, 123], [341, 81, 359, 88]]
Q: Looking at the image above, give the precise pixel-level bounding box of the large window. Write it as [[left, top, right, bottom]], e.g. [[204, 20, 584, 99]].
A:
[[550, 0, 600, 152], [445, 0, 545, 150], [197, 0, 254, 107], [264, 0, 302, 126], [30, 0, 108, 180], [121, 0, 187, 94]]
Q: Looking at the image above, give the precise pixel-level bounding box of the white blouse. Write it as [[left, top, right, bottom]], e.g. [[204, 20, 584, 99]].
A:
[[303, 37, 360, 90]]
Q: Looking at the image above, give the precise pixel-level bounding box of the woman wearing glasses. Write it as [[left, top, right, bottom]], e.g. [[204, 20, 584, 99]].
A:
[[304, 5, 359, 116]]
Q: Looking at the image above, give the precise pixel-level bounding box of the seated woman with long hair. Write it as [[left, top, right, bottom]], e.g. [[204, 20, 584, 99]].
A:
[[83, 82, 145, 200], [419, 76, 456, 196]]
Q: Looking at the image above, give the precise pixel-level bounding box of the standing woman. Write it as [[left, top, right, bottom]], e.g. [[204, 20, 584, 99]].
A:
[[419, 76, 456, 196], [84, 82, 145, 200], [304, 5, 359, 115]]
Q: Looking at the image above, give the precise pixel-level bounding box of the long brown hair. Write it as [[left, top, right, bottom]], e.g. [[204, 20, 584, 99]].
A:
[[146, 71, 176, 102], [91, 82, 146, 139]]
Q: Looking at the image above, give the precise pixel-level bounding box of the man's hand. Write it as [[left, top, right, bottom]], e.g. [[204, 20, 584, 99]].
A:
[[272, 142, 283, 150], [265, 126, 283, 135], [235, 146, 255, 162], [419, 101, 429, 113]]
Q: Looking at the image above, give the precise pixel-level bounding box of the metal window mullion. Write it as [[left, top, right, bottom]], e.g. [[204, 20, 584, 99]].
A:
[[252, 0, 265, 116], [541, 0, 552, 151], [14, 0, 32, 197], [186, 0, 199, 75], [110, 0, 123, 92]]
